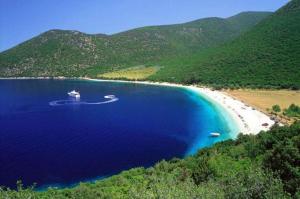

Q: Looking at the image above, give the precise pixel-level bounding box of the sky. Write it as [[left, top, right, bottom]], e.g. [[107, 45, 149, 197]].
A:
[[0, 0, 290, 52]]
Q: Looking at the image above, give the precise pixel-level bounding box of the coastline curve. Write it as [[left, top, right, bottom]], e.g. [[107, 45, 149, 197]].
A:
[[85, 78, 274, 136]]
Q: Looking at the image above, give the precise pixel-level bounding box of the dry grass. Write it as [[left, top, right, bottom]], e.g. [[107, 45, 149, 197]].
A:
[[97, 66, 159, 80], [226, 89, 300, 124], [226, 90, 300, 111]]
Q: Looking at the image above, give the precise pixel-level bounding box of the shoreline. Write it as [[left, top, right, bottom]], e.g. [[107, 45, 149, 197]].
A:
[[0, 77, 275, 135], [85, 78, 275, 135], [1, 77, 275, 190]]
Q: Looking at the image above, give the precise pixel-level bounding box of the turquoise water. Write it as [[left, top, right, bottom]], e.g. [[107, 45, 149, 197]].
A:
[[0, 79, 237, 189], [180, 87, 238, 155]]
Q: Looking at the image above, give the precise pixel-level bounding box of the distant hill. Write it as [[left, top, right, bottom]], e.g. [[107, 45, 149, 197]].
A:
[[150, 0, 300, 89], [0, 12, 271, 77]]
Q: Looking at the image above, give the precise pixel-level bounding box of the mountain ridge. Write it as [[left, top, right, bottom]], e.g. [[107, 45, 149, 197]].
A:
[[0, 11, 271, 77], [150, 0, 300, 89]]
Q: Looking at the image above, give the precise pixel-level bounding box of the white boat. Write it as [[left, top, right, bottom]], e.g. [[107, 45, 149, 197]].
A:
[[210, 132, 220, 137], [104, 95, 116, 99], [68, 90, 80, 98]]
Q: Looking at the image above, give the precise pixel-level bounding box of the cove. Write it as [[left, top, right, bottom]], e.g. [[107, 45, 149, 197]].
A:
[[0, 79, 237, 189]]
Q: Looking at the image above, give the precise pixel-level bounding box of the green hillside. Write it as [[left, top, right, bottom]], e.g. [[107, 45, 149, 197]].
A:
[[150, 0, 300, 89], [0, 12, 270, 77], [1, 122, 299, 198]]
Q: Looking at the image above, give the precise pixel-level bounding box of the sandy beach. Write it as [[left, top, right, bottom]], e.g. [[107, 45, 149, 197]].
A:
[[85, 78, 275, 136], [188, 87, 275, 135]]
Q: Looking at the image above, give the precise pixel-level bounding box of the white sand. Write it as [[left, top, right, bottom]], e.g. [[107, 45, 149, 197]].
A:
[[85, 78, 275, 136], [187, 87, 274, 135]]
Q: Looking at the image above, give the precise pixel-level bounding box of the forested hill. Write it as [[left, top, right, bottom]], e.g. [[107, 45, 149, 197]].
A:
[[150, 0, 300, 89], [0, 12, 271, 77]]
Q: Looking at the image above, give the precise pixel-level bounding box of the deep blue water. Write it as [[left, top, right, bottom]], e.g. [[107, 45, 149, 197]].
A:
[[0, 79, 236, 189]]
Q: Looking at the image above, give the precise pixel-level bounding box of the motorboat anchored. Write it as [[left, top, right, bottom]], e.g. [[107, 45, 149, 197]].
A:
[[210, 132, 220, 137], [68, 90, 80, 98]]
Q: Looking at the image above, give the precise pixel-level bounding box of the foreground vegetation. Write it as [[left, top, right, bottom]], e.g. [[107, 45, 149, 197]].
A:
[[1, 123, 299, 198]]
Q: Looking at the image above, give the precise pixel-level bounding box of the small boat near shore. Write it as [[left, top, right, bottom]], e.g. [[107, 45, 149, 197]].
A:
[[68, 90, 80, 98], [210, 132, 220, 137]]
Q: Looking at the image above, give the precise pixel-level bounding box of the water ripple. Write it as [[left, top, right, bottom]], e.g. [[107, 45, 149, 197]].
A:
[[49, 95, 119, 106]]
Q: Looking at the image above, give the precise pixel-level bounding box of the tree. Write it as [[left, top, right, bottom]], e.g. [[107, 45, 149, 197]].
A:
[[272, 104, 281, 113], [263, 138, 300, 196], [284, 104, 300, 118]]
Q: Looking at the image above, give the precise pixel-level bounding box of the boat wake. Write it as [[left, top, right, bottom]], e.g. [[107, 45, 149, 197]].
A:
[[49, 95, 118, 106]]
